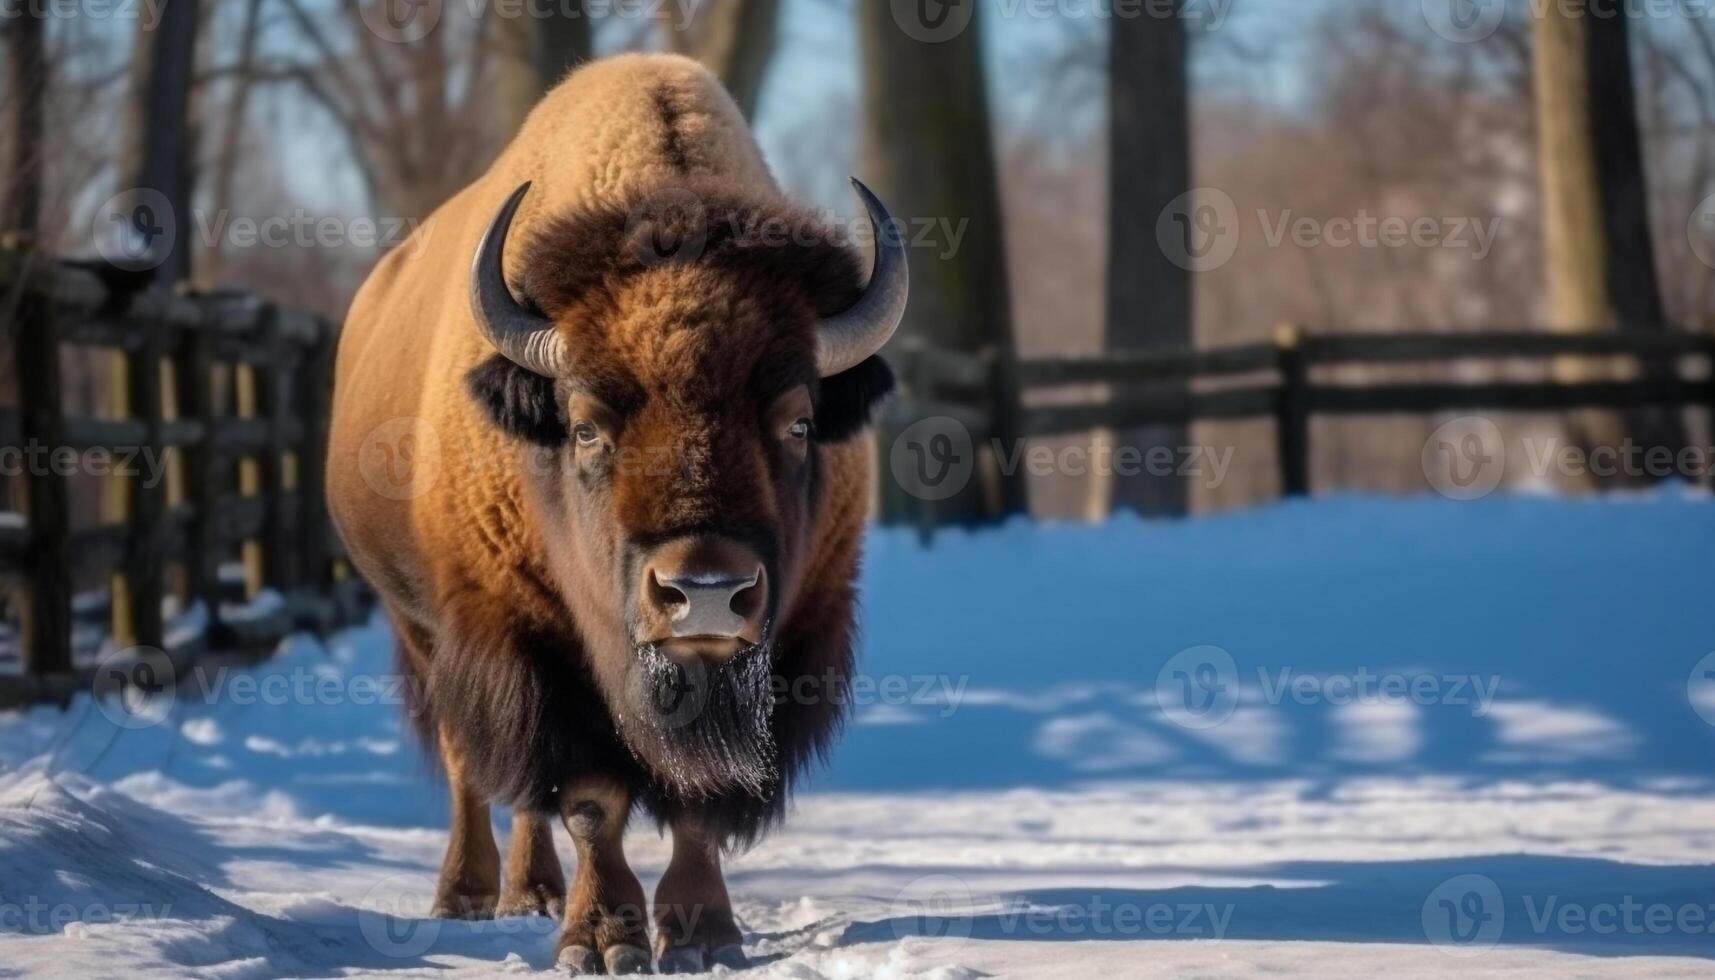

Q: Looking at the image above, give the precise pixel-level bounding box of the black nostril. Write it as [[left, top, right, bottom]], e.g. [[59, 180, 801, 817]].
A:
[[729, 576, 764, 622], [647, 570, 687, 614]]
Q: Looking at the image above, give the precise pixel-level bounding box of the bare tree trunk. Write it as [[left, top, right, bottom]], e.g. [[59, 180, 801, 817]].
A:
[[1104, 4, 1192, 517], [203, 0, 264, 286], [500, 1, 594, 131], [122, 0, 201, 285], [1532, 5, 1628, 475], [859, 0, 1027, 524], [665, 0, 781, 120], [1586, 12, 1688, 464], [2, 2, 45, 240]]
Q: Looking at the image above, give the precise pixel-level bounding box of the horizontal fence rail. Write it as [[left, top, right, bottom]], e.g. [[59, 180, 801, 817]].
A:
[[0, 249, 368, 709], [891, 326, 1715, 503]]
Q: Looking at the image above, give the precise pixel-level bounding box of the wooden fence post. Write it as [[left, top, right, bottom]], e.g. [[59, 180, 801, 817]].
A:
[[176, 299, 220, 615], [259, 305, 295, 591], [1707, 331, 1715, 491], [1275, 322, 1310, 498], [124, 306, 167, 651], [294, 320, 335, 592], [14, 258, 71, 675]]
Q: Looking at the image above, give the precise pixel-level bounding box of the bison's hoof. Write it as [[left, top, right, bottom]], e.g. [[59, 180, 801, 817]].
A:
[[557, 945, 602, 975], [657, 945, 705, 973], [710, 944, 750, 970], [603, 943, 652, 975], [496, 883, 565, 919]]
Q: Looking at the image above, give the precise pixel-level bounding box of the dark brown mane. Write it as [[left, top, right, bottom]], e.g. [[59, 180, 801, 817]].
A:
[[517, 178, 866, 323]]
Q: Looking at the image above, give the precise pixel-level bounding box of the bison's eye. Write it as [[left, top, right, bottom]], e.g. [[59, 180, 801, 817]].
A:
[[787, 418, 813, 441], [572, 420, 601, 446]]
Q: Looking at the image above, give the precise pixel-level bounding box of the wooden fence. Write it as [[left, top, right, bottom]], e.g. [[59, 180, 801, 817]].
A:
[[890, 325, 1715, 513], [0, 249, 367, 709]]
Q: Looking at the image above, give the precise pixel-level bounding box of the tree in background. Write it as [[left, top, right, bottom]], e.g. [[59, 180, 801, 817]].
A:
[[2, 1, 45, 240], [500, 0, 595, 131], [121, 0, 200, 284], [663, 0, 782, 121], [1532, 3, 1656, 470], [858, 0, 1028, 523], [1585, 11, 1688, 462], [1103, 2, 1191, 516]]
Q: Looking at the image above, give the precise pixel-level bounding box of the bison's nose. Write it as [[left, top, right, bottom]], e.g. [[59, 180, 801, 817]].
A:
[[638, 539, 768, 652]]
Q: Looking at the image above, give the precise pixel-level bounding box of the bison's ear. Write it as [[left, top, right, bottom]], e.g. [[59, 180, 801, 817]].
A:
[[813, 355, 895, 443], [465, 354, 568, 447]]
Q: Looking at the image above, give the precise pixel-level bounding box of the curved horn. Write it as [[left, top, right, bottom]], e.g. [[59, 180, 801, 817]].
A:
[[817, 178, 909, 377], [470, 182, 568, 376]]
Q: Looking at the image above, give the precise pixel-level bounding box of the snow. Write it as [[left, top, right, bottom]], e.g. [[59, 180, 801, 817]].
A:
[[1, 492, 1713, 977]]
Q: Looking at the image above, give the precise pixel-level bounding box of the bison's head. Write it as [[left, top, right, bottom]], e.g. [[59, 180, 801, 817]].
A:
[[463, 179, 903, 799]]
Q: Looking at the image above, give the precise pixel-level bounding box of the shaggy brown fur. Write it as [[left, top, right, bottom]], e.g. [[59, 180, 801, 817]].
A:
[[325, 54, 892, 970]]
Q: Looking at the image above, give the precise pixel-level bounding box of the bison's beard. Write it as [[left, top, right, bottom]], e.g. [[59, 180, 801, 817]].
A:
[[618, 642, 778, 800]]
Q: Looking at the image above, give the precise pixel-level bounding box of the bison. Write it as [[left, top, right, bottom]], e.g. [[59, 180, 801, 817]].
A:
[[326, 54, 905, 974]]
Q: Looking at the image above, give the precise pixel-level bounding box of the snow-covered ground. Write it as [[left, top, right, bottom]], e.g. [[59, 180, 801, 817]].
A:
[[3, 492, 1714, 977]]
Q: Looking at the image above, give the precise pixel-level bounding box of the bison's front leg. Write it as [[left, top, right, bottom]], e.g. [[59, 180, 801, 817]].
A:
[[653, 815, 748, 973], [555, 778, 650, 975], [497, 809, 567, 918], [431, 729, 500, 919]]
